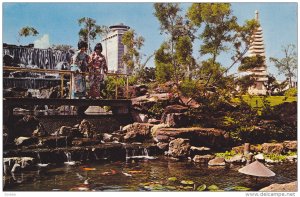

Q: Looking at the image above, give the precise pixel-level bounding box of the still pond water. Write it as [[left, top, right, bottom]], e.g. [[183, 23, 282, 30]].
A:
[[3, 156, 297, 191]]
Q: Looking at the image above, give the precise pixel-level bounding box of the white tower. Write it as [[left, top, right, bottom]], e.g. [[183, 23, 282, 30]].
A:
[[101, 23, 130, 74], [247, 10, 268, 95]]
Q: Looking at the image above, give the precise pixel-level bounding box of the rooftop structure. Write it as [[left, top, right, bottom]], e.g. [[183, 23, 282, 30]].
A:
[[101, 23, 130, 74], [247, 10, 268, 95]]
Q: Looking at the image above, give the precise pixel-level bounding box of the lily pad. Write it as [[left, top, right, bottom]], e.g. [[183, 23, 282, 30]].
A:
[[180, 180, 194, 185], [208, 185, 219, 191], [197, 184, 207, 191], [233, 186, 251, 191], [183, 186, 193, 190], [168, 177, 177, 181], [165, 186, 176, 190]]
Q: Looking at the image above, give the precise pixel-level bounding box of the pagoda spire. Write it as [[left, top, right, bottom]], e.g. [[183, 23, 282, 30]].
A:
[[255, 10, 259, 21], [246, 10, 268, 95]]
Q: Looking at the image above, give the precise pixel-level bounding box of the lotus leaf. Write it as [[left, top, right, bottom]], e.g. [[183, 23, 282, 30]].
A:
[[197, 184, 207, 191], [208, 185, 219, 191], [180, 180, 194, 185]]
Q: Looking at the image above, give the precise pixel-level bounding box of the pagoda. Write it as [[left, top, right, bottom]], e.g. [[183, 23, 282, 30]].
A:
[[247, 10, 268, 95]]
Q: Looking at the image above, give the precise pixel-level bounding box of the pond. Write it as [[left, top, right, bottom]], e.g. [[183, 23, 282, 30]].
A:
[[3, 156, 297, 191]]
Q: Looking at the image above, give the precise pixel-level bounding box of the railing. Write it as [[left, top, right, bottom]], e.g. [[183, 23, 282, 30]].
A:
[[3, 66, 130, 99]]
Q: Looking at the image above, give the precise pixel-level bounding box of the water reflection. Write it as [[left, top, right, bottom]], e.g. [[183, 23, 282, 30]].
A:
[[3, 157, 297, 191]]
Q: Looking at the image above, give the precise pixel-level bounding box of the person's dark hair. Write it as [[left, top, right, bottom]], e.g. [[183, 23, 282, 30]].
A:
[[94, 43, 102, 52], [94, 43, 103, 52], [77, 40, 88, 49]]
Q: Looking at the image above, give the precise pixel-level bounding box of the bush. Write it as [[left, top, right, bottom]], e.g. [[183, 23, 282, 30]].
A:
[[284, 88, 297, 97]]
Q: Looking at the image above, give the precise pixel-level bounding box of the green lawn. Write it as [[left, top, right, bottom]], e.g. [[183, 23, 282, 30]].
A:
[[233, 95, 297, 109]]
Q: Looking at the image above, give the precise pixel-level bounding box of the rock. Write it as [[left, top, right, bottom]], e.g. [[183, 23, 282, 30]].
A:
[[286, 155, 297, 162], [14, 137, 38, 146], [131, 112, 149, 123], [193, 154, 215, 163], [13, 115, 41, 138], [167, 138, 191, 159], [254, 153, 265, 161], [190, 146, 211, 156], [32, 123, 48, 137], [262, 143, 284, 154], [265, 158, 279, 164], [283, 141, 297, 152], [226, 154, 246, 164], [157, 142, 169, 151], [79, 119, 95, 138], [148, 118, 161, 124], [38, 136, 69, 148], [153, 127, 229, 149], [151, 123, 169, 136], [102, 133, 113, 142], [232, 146, 244, 154], [123, 123, 154, 142], [72, 138, 102, 146], [53, 126, 82, 138], [259, 181, 297, 192], [154, 135, 170, 143], [208, 157, 226, 166], [160, 105, 190, 127]]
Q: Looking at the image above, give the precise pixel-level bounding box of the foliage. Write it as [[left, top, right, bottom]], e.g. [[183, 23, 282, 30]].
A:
[[215, 150, 236, 159], [105, 76, 126, 99], [78, 17, 102, 53], [155, 42, 174, 83], [238, 55, 265, 72], [270, 44, 297, 87], [235, 75, 256, 94], [148, 100, 170, 119], [19, 26, 39, 37], [284, 88, 297, 97], [154, 3, 195, 86], [122, 29, 145, 73], [264, 153, 287, 162]]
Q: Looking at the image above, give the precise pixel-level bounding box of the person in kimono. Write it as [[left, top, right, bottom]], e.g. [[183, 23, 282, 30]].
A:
[[70, 40, 89, 99], [88, 43, 108, 99]]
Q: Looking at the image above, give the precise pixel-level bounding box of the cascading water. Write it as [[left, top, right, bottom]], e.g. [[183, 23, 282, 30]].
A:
[[64, 151, 75, 166], [3, 45, 72, 90], [125, 146, 156, 160], [36, 151, 49, 168]]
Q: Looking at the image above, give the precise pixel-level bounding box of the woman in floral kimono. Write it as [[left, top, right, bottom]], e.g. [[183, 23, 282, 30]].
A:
[[88, 43, 108, 99], [70, 40, 89, 99]]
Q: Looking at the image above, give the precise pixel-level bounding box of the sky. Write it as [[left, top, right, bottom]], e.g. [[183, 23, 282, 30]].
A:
[[2, 2, 298, 81]]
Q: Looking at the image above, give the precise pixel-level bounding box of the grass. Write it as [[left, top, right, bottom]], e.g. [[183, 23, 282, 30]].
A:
[[233, 95, 296, 109]]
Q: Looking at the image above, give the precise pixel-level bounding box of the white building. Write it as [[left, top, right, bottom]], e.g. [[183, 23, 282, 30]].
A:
[[101, 23, 130, 74]]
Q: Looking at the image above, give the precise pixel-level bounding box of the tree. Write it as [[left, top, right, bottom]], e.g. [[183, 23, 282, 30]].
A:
[[155, 42, 174, 83], [154, 3, 195, 86], [18, 26, 39, 43], [121, 29, 145, 74], [270, 44, 297, 87], [187, 3, 259, 87], [78, 17, 102, 53]]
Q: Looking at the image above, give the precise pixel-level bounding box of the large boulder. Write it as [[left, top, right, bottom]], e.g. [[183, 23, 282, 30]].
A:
[[193, 154, 215, 164], [13, 115, 42, 138], [123, 123, 154, 142], [167, 138, 191, 159], [262, 143, 284, 155], [190, 146, 211, 157], [208, 157, 226, 166], [54, 126, 82, 138], [153, 127, 229, 149], [79, 119, 95, 138], [283, 141, 297, 152], [161, 105, 189, 127], [259, 181, 297, 192]]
